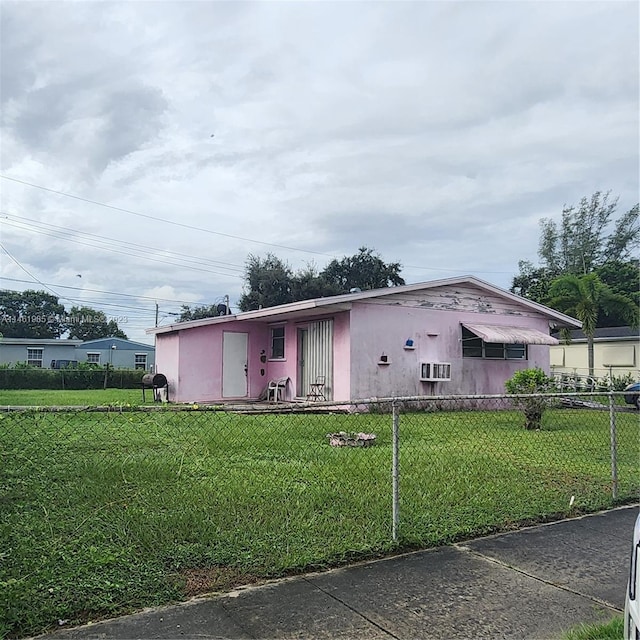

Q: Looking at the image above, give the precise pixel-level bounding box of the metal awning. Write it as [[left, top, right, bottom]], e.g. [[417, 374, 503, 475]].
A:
[[462, 323, 559, 345]]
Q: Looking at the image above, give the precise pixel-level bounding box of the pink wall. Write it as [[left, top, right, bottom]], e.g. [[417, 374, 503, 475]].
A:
[[156, 313, 351, 403], [332, 312, 351, 401], [247, 322, 275, 398], [155, 332, 179, 398], [261, 313, 350, 401], [176, 324, 222, 402], [260, 322, 295, 397], [349, 303, 553, 398], [158, 321, 271, 403]]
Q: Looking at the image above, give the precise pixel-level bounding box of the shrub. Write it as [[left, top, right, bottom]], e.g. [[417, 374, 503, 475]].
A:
[[0, 365, 145, 390], [505, 368, 556, 430], [596, 372, 638, 391]]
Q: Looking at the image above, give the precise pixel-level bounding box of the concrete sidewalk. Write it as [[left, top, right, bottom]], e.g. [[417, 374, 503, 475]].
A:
[[41, 505, 638, 640]]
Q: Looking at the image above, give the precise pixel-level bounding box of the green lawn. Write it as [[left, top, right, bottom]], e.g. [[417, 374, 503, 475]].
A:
[[0, 388, 154, 406], [562, 616, 624, 640], [0, 406, 637, 638]]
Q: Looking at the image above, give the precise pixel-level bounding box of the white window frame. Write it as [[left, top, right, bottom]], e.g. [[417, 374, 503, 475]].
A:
[[87, 352, 101, 364], [134, 353, 147, 370], [270, 325, 286, 360], [27, 348, 44, 368]]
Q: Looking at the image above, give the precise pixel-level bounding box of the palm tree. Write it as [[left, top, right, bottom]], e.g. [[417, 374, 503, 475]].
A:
[[547, 273, 639, 377]]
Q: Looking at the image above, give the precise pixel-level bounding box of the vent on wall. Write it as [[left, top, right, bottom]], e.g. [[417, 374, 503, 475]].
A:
[[420, 362, 451, 382]]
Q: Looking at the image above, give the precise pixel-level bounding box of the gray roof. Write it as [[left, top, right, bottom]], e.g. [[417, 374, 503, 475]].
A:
[[0, 338, 83, 346], [148, 275, 581, 336], [556, 326, 639, 342], [80, 337, 154, 350]]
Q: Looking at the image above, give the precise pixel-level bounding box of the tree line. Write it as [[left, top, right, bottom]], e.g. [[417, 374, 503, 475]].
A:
[[178, 246, 404, 320], [0, 291, 128, 340]]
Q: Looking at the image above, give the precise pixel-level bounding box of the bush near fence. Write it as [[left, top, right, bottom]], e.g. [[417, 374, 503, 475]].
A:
[[0, 392, 637, 638], [0, 366, 145, 390]]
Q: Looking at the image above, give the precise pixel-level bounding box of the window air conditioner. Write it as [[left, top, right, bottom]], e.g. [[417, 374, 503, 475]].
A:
[[420, 362, 451, 382]]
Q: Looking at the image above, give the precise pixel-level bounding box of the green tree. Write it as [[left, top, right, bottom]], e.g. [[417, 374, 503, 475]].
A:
[[238, 254, 294, 312], [290, 263, 341, 301], [0, 289, 65, 338], [237, 248, 405, 312], [64, 306, 128, 341], [594, 259, 640, 327], [547, 273, 639, 376], [178, 303, 229, 322], [510, 260, 556, 303], [603, 204, 640, 262], [512, 192, 639, 316], [320, 247, 405, 292], [537, 191, 638, 275]]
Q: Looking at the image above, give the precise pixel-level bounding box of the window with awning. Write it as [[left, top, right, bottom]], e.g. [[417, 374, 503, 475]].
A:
[[462, 323, 559, 345], [461, 323, 557, 360]]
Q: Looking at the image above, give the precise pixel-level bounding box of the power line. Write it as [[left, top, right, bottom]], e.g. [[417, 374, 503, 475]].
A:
[[0, 276, 208, 306], [0, 277, 235, 324], [404, 263, 514, 275], [1, 175, 517, 277], [1, 211, 246, 273], [1, 218, 245, 279], [0, 242, 84, 306], [1, 174, 334, 257], [0, 274, 184, 329]]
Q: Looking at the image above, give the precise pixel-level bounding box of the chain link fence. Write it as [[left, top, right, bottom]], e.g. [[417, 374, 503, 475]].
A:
[[1, 393, 638, 637]]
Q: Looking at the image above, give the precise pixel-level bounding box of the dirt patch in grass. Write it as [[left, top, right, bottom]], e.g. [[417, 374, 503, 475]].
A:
[[177, 566, 262, 597]]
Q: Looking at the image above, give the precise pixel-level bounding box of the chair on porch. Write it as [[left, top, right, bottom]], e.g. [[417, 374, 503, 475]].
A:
[[306, 375, 326, 402], [267, 376, 289, 403]]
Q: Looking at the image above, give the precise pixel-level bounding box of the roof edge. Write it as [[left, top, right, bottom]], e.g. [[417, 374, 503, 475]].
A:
[[0, 338, 84, 345], [148, 275, 582, 335]]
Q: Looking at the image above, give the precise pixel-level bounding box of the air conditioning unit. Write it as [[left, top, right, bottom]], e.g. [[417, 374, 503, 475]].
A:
[[420, 362, 451, 382]]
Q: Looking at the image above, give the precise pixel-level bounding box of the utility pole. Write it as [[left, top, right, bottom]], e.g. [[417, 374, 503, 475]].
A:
[[155, 302, 159, 327]]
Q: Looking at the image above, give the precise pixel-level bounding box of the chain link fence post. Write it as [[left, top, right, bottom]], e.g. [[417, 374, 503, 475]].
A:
[[608, 391, 618, 500], [392, 399, 400, 542]]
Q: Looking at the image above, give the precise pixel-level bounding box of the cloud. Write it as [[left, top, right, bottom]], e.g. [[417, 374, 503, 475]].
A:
[[0, 1, 638, 343], [142, 286, 200, 305]]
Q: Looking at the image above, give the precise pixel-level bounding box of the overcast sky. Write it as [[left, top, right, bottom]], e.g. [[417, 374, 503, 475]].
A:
[[1, 0, 638, 343]]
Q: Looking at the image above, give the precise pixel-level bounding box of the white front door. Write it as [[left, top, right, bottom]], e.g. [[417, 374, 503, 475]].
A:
[[222, 332, 248, 398]]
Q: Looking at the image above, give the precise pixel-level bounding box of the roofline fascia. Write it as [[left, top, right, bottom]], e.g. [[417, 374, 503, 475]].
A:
[[80, 338, 154, 348], [147, 275, 582, 335], [0, 338, 84, 345]]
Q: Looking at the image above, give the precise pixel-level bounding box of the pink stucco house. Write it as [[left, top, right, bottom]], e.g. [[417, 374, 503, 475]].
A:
[[147, 276, 581, 404]]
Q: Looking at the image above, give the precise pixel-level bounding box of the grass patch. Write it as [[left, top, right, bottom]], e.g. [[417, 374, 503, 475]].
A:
[[0, 389, 154, 406], [562, 616, 624, 640], [0, 407, 637, 638]]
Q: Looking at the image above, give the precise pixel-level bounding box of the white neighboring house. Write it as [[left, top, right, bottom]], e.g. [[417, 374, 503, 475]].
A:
[[550, 326, 639, 381]]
